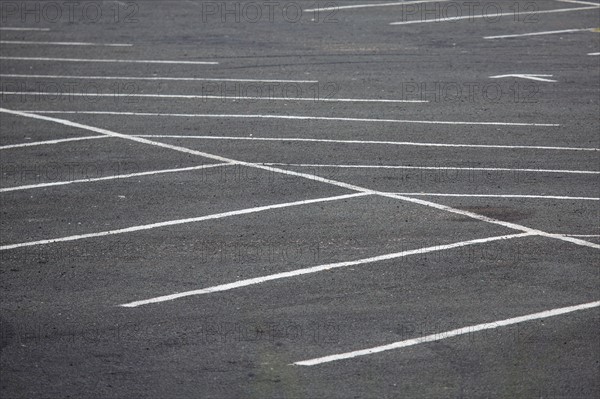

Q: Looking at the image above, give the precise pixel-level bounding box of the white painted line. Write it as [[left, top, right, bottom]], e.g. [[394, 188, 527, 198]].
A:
[[589, 52, 600, 55], [559, 234, 600, 237], [293, 300, 600, 366], [490, 74, 557, 83], [0, 27, 51, 31], [388, 193, 600, 201], [120, 232, 533, 307], [0, 41, 132, 47], [264, 163, 600, 176], [0, 92, 427, 104], [305, 0, 447, 13], [390, 6, 600, 25], [484, 28, 595, 40], [0, 163, 229, 193], [1, 108, 597, 251], [26, 111, 560, 127], [0, 135, 106, 150], [0, 193, 369, 250], [555, 0, 600, 6], [0, 74, 319, 84], [0, 57, 218, 65], [135, 135, 597, 152]]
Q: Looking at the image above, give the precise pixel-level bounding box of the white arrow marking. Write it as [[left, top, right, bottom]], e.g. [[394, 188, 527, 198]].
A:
[[490, 74, 557, 83]]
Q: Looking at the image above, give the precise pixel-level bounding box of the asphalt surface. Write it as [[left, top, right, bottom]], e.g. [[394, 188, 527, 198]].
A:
[[0, 1, 599, 398]]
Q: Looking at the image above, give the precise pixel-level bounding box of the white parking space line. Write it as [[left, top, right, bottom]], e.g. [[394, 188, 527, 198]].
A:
[[555, 0, 600, 6], [0, 27, 51, 31], [0, 74, 319, 84], [0, 135, 106, 150], [388, 193, 600, 201], [0, 163, 230, 193], [1, 108, 597, 252], [264, 163, 600, 176], [293, 300, 600, 366], [27, 111, 561, 127], [0, 92, 427, 104], [135, 135, 598, 152], [120, 233, 533, 307], [0, 193, 370, 250], [0, 57, 219, 65], [305, 0, 447, 13], [490, 74, 557, 83], [390, 5, 600, 25], [484, 28, 596, 40], [0, 41, 133, 47], [589, 52, 600, 55], [559, 234, 600, 237]]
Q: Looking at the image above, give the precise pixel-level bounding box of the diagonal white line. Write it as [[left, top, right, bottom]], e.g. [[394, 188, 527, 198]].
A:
[[0, 193, 369, 250], [489, 74, 557, 83], [0, 163, 230, 193], [554, 0, 600, 6], [0, 135, 107, 150], [388, 193, 600, 201], [293, 300, 600, 366], [120, 233, 534, 307], [558, 234, 600, 237]]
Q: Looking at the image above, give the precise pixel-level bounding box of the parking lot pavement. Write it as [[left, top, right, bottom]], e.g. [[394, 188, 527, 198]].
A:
[[1, 1, 599, 398]]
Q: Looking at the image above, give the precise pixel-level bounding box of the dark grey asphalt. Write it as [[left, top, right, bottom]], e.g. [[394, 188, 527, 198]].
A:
[[1, 1, 599, 398]]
